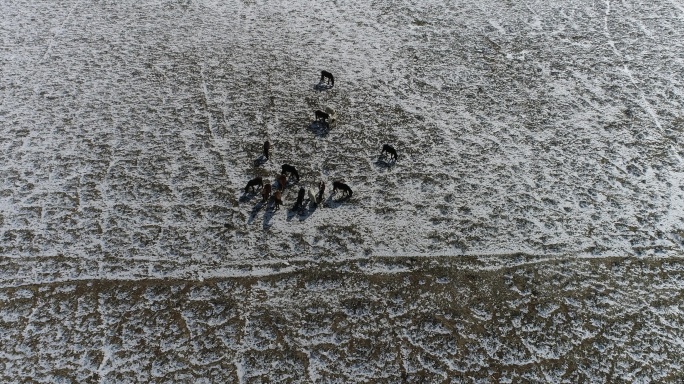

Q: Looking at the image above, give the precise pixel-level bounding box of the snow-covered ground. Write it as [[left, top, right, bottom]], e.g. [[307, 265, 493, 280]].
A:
[[3, 257, 684, 382], [1, 0, 684, 381]]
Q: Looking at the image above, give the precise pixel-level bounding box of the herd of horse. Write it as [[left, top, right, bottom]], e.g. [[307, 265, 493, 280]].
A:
[[244, 71, 397, 212]]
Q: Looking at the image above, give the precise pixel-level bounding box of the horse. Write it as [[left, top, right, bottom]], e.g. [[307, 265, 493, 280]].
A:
[[325, 106, 337, 123], [263, 140, 270, 160], [314, 110, 329, 122], [294, 187, 306, 209], [281, 164, 300, 181], [320, 70, 334, 86], [277, 174, 287, 191], [316, 181, 325, 204], [382, 144, 398, 161], [308, 188, 317, 205], [332, 180, 353, 197], [244, 176, 263, 193], [273, 190, 282, 211], [261, 183, 272, 202]]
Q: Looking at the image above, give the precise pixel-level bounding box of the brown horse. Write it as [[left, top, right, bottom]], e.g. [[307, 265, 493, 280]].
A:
[[244, 176, 263, 193], [332, 180, 353, 197], [273, 190, 282, 211], [261, 183, 272, 202], [277, 174, 287, 191]]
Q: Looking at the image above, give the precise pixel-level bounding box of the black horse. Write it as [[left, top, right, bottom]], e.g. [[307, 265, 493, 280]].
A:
[[263, 140, 270, 160], [320, 70, 334, 87], [316, 181, 325, 204], [381, 144, 398, 161], [294, 187, 306, 209], [314, 110, 329, 122], [332, 180, 353, 197], [244, 176, 263, 193], [281, 164, 300, 181]]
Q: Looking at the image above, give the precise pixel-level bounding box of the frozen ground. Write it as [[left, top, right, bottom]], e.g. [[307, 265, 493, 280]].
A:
[[1, 0, 684, 381], [2, 257, 684, 382]]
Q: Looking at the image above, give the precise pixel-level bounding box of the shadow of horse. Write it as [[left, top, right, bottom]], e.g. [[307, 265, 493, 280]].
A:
[[239, 193, 258, 204], [314, 83, 333, 92], [299, 201, 317, 220], [254, 155, 268, 167], [247, 201, 266, 224], [374, 156, 396, 169], [262, 205, 275, 229], [286, 206, 299, 222], [322, 193, 351, 209], [286, 199, 319, 222], [308, 121, 330, 137]]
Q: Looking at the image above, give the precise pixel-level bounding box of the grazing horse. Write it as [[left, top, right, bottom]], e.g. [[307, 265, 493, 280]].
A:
[[294, 187, 306, 209], [261, 183, 272, 202], [316, 181, 325, 204], [263, 140, 270, 160], [273, 190, 282, 211], [320, 70, 334, 86], [277, 174, 287, 191], [332, 180, 353, 197], [308, 188, 317, 205], [314, 110, 329, 123], [325, 107, 337, 123], [381, 144, 398, 161], [281, 164, 300, 181], [244, 176, 263, 193]]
